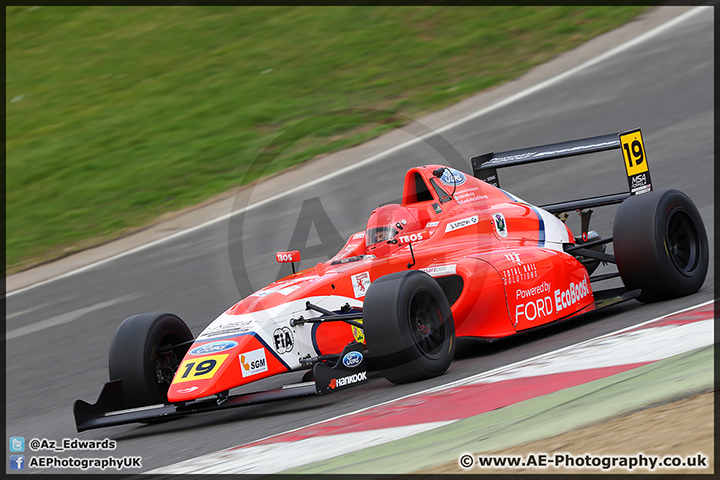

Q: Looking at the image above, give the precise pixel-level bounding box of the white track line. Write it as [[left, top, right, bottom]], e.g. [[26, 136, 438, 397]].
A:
[[6, 294, 140, 340], [6, 6, 708, 298]]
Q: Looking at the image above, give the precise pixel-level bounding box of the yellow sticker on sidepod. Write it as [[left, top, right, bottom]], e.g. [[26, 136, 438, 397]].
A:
[[352, 319, 365, 343]]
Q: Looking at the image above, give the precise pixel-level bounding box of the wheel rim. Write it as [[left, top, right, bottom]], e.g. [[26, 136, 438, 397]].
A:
[[408, 288, 447, 360], [154, 333, 185, 392], [665, 208, 699, 276]]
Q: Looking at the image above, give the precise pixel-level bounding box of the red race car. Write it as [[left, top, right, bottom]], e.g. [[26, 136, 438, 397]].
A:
[[74, 129, 708, 431]]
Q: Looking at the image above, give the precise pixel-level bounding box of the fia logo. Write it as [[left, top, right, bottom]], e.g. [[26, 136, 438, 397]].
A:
[[273, 327, 294, 354]]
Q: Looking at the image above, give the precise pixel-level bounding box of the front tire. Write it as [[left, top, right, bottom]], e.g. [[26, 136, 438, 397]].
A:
[[108, 312, 193, 408], [613, 189, 708, 302], [363, 271, 455, 384]]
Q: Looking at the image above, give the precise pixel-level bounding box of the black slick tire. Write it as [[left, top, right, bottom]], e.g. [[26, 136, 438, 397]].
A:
[[613, 189, 708, 302], [362, 271, 455, 384], [108, 312, 193, 408]]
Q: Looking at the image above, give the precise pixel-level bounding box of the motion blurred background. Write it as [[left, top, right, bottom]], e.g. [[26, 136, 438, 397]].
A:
[[6, 6, 648, 273]]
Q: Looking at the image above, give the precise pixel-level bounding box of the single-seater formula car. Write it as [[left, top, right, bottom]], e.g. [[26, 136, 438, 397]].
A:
[[74, 128, 708, 431]]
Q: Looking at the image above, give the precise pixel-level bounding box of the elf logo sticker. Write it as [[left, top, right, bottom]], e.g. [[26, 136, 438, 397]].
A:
[[328, 371, 367, 389], [239, 348, 269, 377], [351, 272, 371, 298]]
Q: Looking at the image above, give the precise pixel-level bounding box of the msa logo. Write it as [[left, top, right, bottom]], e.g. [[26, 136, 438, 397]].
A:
[[351, 272, 371, 298], [397, 232, 424, 244], [445, 215, 478, 233], [329, 371, 368, 389], [239, 348, 269, 377]]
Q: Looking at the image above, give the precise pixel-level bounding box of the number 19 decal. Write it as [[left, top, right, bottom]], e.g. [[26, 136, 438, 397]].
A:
[[619, 129, 652, 195], [173, 354, 228, 383], [620, 129, 648, 176]]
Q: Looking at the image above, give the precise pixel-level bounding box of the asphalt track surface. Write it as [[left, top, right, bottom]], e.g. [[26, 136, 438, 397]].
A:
[[5, 9, 713, 474]]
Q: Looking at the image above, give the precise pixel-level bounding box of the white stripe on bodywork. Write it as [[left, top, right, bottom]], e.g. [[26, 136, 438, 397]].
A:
[[197, 295, 363, 368], [536, 207, 570, 251]]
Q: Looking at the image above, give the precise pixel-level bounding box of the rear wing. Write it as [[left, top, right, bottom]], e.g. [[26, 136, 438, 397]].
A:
[[471, 129, 653, 213]]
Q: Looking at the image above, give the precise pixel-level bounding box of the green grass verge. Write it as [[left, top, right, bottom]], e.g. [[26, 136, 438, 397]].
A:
[[6, 6, 649, 273]]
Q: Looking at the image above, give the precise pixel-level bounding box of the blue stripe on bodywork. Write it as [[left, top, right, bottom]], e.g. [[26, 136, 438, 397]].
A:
[[498, 188, 516, 201], [499, 189, 546, 247], [528, 205, 546, 247], [311, 322, 321, 356]]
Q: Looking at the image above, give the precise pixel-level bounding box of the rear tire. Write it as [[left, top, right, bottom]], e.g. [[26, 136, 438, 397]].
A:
[[363, 271, 455, 384], [108, 313, 193, 408], [613, 189, 708, 302]]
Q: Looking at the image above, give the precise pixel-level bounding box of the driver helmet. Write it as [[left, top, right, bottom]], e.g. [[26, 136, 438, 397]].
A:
[[365, 204, 421, 256]]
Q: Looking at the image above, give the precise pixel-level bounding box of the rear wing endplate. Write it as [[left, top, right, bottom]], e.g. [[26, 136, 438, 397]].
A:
[[471, 129, 653, 208]]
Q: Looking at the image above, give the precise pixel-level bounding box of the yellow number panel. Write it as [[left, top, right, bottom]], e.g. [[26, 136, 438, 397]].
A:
[[620, 129, 649, 177], [174, 354, 228, 383]]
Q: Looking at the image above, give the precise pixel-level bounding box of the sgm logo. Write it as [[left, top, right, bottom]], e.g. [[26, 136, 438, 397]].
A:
[[328, 371, 367, 389], [239, 348, 269, 377], [445, 215, 479, 233], [397, 232, 424, 243]]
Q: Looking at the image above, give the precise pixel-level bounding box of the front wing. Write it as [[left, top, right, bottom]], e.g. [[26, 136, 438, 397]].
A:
[[74, 343, 368, 432]]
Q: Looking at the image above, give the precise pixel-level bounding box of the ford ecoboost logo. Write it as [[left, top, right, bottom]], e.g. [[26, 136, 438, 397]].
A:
[[189, 340, 238, 356], [342, 351, 363, 368]]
